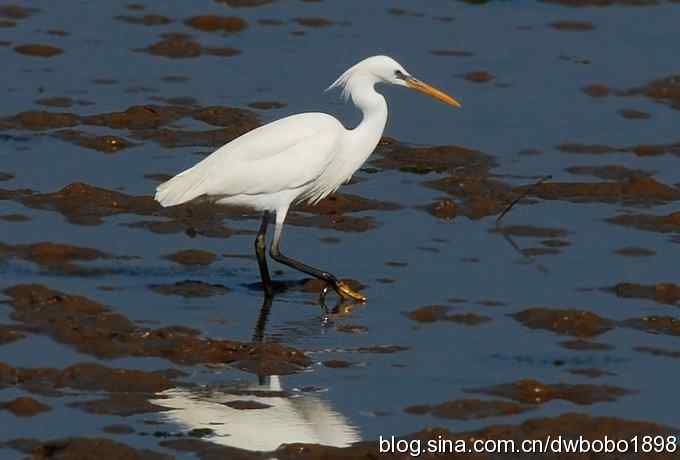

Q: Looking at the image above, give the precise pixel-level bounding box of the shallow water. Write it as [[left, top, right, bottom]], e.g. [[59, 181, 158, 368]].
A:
[[1, 0, 679, 457]]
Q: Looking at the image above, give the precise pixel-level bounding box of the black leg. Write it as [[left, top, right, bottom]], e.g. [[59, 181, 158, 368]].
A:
[[269, 220, 365, 302], [254, 212, 273, 297]]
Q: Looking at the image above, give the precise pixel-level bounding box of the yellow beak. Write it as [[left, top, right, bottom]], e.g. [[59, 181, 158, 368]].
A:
[[405, 78, 461, 108]]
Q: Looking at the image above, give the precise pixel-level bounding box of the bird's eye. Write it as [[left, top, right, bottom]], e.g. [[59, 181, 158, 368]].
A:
[[394, 70, 406, 80]]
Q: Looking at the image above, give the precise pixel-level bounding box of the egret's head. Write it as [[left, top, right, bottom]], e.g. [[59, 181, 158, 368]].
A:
[[327, 55, 461, 108]]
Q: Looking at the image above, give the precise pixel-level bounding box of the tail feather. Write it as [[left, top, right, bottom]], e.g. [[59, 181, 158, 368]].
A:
[[154, 166, 206, 207]]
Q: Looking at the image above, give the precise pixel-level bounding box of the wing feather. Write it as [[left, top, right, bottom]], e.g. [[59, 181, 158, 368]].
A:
[[155, 113, 344, 207]]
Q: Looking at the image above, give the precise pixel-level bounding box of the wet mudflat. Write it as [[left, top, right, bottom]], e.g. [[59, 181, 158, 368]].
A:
[[1, 0, 679, 458]]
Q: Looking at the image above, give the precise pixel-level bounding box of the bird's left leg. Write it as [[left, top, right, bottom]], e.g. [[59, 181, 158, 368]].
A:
[[268, 208, 365, 302], [255, 211, 273, 297]]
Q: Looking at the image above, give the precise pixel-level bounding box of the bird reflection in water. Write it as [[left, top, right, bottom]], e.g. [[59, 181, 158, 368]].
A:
[[151, 295, 361, 452]]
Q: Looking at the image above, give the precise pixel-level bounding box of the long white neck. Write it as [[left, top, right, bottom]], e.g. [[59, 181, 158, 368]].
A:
[[344, 75, 388, 169]]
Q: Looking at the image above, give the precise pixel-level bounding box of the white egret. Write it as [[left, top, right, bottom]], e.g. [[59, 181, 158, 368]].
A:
[[155, 55, 460, 302]]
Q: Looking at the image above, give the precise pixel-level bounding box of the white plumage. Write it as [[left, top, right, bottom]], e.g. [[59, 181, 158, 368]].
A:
[[154, 55, 460, 301]]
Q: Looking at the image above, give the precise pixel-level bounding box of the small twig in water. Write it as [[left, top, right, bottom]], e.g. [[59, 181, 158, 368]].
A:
[[496, 175, 552, 224]]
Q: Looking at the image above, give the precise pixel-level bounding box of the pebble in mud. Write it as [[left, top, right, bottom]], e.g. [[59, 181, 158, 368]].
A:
[[512, 308, 614, 337], [466, 379, 633, 405], [14, 44, 63, 57], [404, 399, 534, 420], [1, 397, 51, 417]]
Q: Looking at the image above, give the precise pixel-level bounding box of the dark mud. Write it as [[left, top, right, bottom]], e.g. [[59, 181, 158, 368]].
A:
[[150, 281, 231, 298], [53, 130, 134, 153], [372, 140, 496, 176], [164, 249, 217, 266], [467, 379, 633, 405], [3, 438, 172, 460], [67, 395, 170, 416], [14, 44, 63, 57], [606, 211, 680, 233], [613, 246, 655, 257], [565, 165, 654, 181], [515, 177, 680, 204], [557, 142, 680, 156], [0, 241, 128, 274], [621, 316, 680, 336], [568, 368, 616, 378], [608, 282, 680, 305], [405, 399, 534, 420], [406, 305, 491, 325], [549, 21, 595, 31], [184, 15, 247, 33], [560, 339, 614, 351], [136, 33, 241, 59], [115, 14, 173, 26], [1, 397, 50, 417], [463, 71, 494, 83], [2, 284, 309, 371], [159, 413, 679, 459], [512, 308, 614, 337]]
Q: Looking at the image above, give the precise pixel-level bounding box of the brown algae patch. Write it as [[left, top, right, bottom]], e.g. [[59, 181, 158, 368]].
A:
[[405, 305, 491, 326], [184, 15, 247, 33], [115, 14, 173, 26], [464, 71, 494, 83], [549, 20, 595, 31], [150, 281, 231, 298], [514, 177, 680, 204], [0, 241, 127, 274], [608, 282, 680, 305], [164, 249, 217, 266], [565, 165, 654, 181], [405, 399, 533, 420], [52, 130, 133, 153], [14, 44, 63, 57], [5, 438, 172, 460], [512, 308, 614, 337], [1, 397, 51, 417], [137, 33, 241, 58], [621, 316, 680, 336], [467, 379, 633, 405], [2, 284, 309, 371], [606, 211, 680, 233]]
